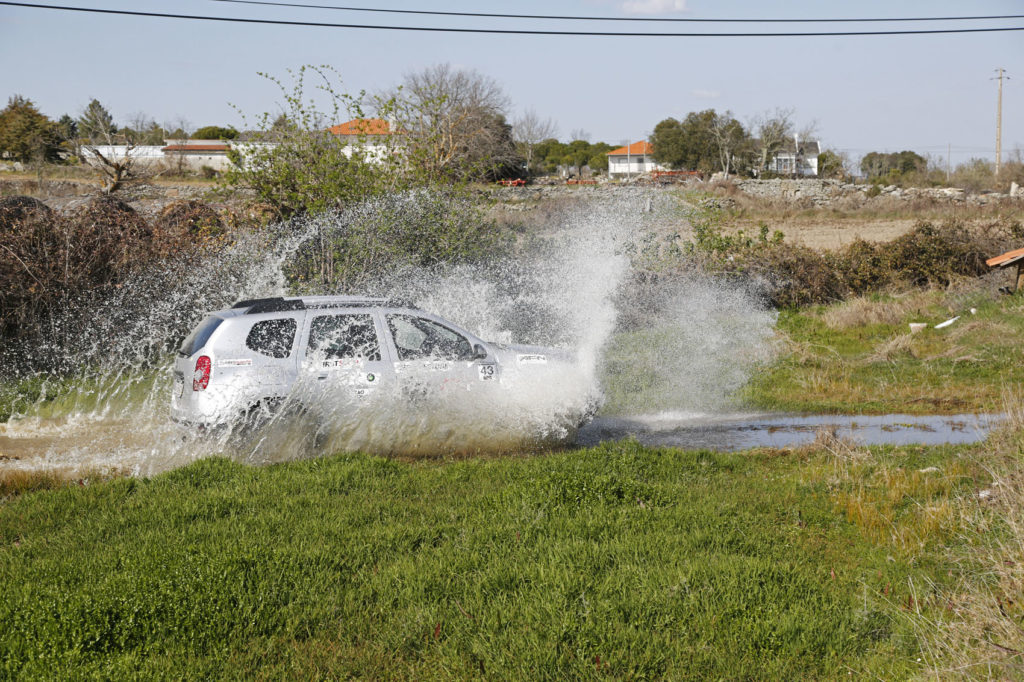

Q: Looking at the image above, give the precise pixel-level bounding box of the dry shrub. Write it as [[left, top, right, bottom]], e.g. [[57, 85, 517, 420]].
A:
[[822, 292, 935, 330], [803, 424, 864, 460], [0, 468, 65, 499], [741, 242, 845, 308], [0, 195, 177, 339], [831, 238, 887, 294], [0, 195, 51, 230], [865, 333, 917, 364], [883, 220, 992, 287], [0, 466, 128, 499], [945, 319, 1014, 344], [64, 195, 157, 285], [154, 200, 224, 241]]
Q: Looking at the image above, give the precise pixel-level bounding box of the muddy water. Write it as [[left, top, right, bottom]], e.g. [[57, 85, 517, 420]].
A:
[[577, 412, 1002, 451], [0, 410, 1002, 479]]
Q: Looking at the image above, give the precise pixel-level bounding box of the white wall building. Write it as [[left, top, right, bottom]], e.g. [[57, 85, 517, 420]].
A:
[[75, 119, 396, 173], [766, 139, 821, 177], [606, 141, 666, 178]]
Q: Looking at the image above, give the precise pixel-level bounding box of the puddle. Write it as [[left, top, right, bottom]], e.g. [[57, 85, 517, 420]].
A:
[[576, 412, 1003, 451]]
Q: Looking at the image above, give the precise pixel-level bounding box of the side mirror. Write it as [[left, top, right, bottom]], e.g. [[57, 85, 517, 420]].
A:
[[472, 344, 488, 360]]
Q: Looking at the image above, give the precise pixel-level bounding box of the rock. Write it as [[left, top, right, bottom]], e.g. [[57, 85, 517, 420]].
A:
[[1011, 181, 1021, 198]]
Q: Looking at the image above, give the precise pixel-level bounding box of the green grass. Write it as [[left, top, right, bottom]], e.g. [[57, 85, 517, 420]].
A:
[[0, 441, 991, 679], [742, 292, 1024, 414]]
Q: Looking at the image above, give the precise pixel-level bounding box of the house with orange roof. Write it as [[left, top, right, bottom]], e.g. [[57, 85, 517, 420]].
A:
[[606, 141, 666, 179], [327, 117, 396, 163]]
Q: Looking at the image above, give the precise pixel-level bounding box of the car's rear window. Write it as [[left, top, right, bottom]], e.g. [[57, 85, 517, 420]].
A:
[[246, 318, 298, 359], [178, 315, 223, 357]]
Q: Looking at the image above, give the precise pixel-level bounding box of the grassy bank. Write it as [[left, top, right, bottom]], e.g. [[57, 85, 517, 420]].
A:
[[743, 288, 1024, 414], [0, 438, 1000, 679]]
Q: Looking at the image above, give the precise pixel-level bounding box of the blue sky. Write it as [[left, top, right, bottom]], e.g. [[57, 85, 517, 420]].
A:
[[1, 0, 1021, 168]]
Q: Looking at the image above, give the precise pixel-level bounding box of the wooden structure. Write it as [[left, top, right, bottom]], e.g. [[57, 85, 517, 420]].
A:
[[986, 246, 1024, 292]]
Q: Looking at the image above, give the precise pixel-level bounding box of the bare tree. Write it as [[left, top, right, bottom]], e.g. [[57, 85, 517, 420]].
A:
[[751, 108, 794, 175], [385, 64, 518, 180], [710, 111, 749, 176], [78, 101, 159, 193], [513, 109, 557, 175]]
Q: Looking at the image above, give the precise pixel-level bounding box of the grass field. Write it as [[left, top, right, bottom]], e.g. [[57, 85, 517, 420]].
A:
[[1, 437, 1002, 680], [743, 288, 1024, 415], [3, 279, 1024, 677]]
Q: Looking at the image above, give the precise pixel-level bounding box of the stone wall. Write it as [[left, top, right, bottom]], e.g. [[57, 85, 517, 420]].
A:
[[733, 178, 1019, 206]]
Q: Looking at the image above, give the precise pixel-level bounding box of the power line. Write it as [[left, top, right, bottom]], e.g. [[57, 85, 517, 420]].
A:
[[2, 2, 1024, 36], [203, 0, 1024, 24]]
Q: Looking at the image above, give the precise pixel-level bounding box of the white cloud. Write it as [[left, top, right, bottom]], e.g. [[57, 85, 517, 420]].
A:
[[620, 0, 687, 15], [691, 89, 721, 99]]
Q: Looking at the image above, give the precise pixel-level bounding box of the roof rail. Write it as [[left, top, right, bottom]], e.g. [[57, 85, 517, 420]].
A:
[[230, 295, 416, 315]]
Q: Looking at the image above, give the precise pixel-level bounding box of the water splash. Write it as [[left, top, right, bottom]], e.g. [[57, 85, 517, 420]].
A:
[[0, 190, 778, 476]]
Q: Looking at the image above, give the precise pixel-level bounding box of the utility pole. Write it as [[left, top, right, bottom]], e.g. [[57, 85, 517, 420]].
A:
[[947, 142, 951, 182], [994, 68, 1009, 176]]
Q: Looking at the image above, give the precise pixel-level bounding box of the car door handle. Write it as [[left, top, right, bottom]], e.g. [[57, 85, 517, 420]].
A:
[[317, 374, 327, 380]]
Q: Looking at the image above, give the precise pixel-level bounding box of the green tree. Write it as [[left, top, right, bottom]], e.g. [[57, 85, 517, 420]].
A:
[[650, 110, 718, 173], [223, 65, 404, 219], [0, 95, 61, 163], [192, 125, 239, 140], [817, 149, 847, 179], [860, 150, 926, 179], [56, 114, 77, 143], [77, 99, 116, 141]]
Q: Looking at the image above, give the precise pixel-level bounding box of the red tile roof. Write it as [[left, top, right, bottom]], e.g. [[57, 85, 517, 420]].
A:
[[328, 118, 392, 136], [607, 141, 654, 156], [161, 144, 230, 152], [987, 246, 1024, 268]]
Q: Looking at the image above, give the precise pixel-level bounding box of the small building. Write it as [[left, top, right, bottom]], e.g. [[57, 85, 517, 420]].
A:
[[327, 118, 395, 163], [606, 141, 666, 179], [766, 139, 821, 177], [161, 139, 234, 171]]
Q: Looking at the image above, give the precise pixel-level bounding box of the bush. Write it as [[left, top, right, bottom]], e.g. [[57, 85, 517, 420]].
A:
[[833, 239, 887, 294], [154, 200, 224, 242], [741, 243, 845, 308], [882, 221, 990, 287], [283, 190, 510, 291], [0, 195, 193, 341]]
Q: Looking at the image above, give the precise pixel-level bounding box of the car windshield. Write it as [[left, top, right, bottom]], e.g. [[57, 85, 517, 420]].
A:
[[177, 315, 223, 357]]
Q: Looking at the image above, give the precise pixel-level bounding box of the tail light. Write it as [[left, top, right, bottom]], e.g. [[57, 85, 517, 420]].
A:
[[193, 355, 211, 391]]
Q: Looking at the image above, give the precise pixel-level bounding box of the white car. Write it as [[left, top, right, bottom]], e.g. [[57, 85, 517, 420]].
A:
[[171, 296, 587, 432]]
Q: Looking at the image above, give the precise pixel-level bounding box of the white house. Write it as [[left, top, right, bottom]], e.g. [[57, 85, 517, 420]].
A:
[[76, 118, 397, 173], [327, 118, 396, 163], [766, 138, 821, 177], [606, 141, 666, 178]]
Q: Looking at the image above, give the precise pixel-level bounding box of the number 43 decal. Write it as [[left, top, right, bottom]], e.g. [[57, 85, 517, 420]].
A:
[[478, 364, 496, 381]]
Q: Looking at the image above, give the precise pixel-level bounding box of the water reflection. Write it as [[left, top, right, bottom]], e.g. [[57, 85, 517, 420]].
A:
[[577, 412, 1003, 451]]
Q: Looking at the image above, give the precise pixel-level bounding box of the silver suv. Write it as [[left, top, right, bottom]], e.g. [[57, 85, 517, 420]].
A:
[[171, 296, 579, 428]]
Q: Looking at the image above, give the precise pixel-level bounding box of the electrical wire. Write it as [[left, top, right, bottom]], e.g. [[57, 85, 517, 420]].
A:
[[202, 0, 1024, 24], [2, 2, 1023, 36]]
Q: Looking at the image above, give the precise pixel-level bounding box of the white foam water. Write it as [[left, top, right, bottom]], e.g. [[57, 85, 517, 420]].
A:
[[0, 191, 778, 476]]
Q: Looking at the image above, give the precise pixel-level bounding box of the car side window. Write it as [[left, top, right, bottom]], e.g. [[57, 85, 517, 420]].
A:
[[246, 318, 297, 359], [307, 314, 381, 361], [387, 315, 473, 361]]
